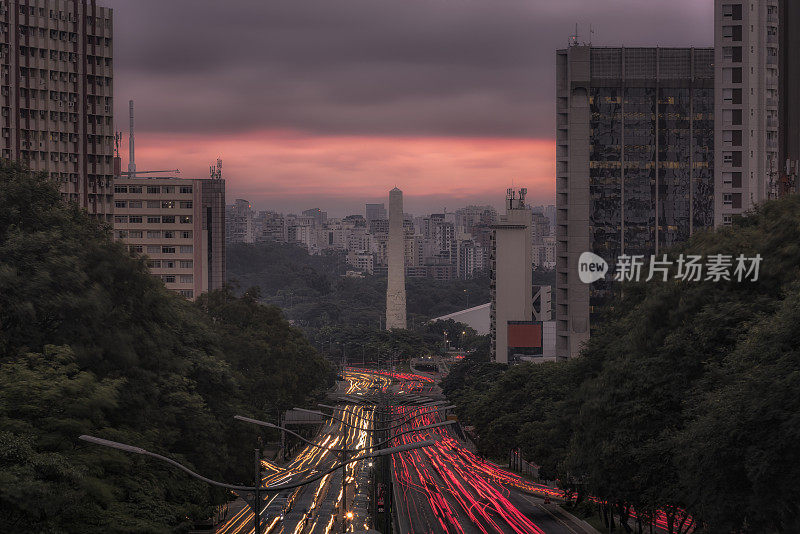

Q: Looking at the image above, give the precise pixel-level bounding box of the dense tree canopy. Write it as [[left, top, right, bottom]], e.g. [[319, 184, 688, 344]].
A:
[[443, 196, 800, 534], [0, 162, 330, 533]]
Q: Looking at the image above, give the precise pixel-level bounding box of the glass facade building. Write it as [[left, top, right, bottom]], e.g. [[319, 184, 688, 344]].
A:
[[556, 46, 715, 358]]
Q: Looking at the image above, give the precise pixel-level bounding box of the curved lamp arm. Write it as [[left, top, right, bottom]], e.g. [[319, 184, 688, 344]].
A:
[[79, 435, 435, 492]]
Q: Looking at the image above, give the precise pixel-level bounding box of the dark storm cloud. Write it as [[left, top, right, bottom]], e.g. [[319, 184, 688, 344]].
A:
[[105, 0, 712, 138]]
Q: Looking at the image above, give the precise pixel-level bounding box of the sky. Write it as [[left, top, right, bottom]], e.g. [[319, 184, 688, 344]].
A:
[[105, 0, 713, 216]]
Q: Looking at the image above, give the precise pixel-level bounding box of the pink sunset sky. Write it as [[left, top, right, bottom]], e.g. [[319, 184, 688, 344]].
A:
[[105, 0, 713, 216]]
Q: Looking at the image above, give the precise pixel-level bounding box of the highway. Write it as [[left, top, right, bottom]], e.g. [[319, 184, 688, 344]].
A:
[[216, 372, 381, 534]]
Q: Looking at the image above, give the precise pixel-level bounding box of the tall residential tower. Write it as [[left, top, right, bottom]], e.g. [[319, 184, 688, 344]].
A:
[[2, 0, 115, 219]]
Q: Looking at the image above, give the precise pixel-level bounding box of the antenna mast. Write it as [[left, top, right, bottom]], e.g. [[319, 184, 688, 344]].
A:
[[128, 100, 136, 174]]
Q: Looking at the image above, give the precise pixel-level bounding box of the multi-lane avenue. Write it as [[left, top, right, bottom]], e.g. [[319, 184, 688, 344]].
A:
[[216, 368, 594, 534]]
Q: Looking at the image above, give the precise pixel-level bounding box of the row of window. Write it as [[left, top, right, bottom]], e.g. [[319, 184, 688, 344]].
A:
[[115, 200, 193, 209], [148, 260, 194, 269], [14, 5, 112, 27], [115, 185, 193, 194], [128, 244, 194, 255], [160, 274, 194, 284], [114, 215, 193, 224], [116, 229, 193, 239]]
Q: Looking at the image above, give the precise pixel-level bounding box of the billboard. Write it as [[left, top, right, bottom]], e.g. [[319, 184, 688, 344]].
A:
[[507, 321, 543, 358]]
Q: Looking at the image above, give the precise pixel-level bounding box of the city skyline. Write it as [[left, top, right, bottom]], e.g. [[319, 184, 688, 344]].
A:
[[102, 0, 713, 215]]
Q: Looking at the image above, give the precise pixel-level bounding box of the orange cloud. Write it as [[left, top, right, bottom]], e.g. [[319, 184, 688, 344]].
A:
[[132, 130, 555, 210]]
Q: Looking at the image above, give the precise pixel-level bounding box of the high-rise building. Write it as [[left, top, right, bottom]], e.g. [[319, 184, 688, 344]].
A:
[[2, 0, 115, 219], [556, 46, 715, 359], [113, 175, 225, 299], [714, 0, 782, 224], [365, 203, 387, 224], [490, 189, 535, 364], [226, 198, 254, 243], [778, 0, 800, 193]]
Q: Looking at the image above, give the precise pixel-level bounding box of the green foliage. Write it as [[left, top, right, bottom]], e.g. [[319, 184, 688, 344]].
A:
[[443, 196, 800, 534], [0, 162, 329, 532], [226, 241, 492, 328]]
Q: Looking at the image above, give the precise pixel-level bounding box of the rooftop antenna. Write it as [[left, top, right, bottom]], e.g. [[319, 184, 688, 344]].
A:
[[569, 23, 579, 47], [210, 157, 223, 180], [114, 131, 122, 158], [127, 100, 135, 174]]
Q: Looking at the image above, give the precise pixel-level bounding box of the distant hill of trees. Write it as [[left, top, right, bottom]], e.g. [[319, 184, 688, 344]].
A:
[[442, 196, 800, 534], [0, 162, 330, 533]]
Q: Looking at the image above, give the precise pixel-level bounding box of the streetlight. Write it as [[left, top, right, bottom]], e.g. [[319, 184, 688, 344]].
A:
[[79, 435, 435, 534]]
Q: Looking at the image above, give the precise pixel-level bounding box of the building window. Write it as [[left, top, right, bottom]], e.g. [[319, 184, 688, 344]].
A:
[[129, 230, 143, 238], [162, 201, 175, 209], [129, 216, 143, 223], [114, 215, 127, 223], [179, 275, 193, 284], [115, 201, 126, 208], [179, 201, 192, 209], [115, 230, 128, 239], [180, 215, 192, 224], [179, 186, 193, 194], [147, 186, 160, 194], [164, 231, 175, 239], [147, 260, 161, 269], [179, 260, 193, 268], [723, 193, 733, 206], [146, 230, 161, 239], [114, 185, 127, 194], [147, 245, 160, 254], [723, 214, 733, 226], [162, 246, 176, 254], [162, 216, 176, 224], [147, 217, 160, 224], [181, 231, 192, 239], [128, 201, 142, 208], [179, 290, 194, 298], [129, 186, 143, 194], [179, 245, 193, 253], [130, 245, 143, 253], [163, 275, 176, 283], [147, 200, 160, 208]]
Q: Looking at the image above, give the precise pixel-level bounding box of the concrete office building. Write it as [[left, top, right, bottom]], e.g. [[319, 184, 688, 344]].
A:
[[714, 0, 782, 223], [113, 175, 225, 299], [385, 187, 407, 329], [490, 189, 534, 363], [2, 0, 115, 219], [556, 46, 715, 359]]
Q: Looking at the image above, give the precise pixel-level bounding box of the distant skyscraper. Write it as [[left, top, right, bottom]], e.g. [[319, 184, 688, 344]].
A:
[[714, 0, 782, 223], [366, 203, 387, 224], [386, 187, 407, 329], [556, 46, 715, 359], [226, 198, 255, 243], [2, 1, 115, 219]]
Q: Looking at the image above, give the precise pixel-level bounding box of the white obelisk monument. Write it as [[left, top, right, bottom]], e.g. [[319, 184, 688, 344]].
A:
[[386, 187, 407, 329]]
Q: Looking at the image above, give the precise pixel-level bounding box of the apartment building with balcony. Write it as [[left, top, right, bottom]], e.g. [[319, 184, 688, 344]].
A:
[[1, 0, 114, 219], [714, 1, 781, 223]]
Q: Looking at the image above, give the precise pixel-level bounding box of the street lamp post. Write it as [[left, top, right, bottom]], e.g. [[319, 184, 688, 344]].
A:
[[78, 435, 436, 534]]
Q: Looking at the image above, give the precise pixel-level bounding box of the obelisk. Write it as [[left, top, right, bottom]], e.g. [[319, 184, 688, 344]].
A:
[[386, 187, 407, 329]]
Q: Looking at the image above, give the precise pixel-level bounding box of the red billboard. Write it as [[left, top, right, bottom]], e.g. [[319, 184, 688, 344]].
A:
[[507, 322, 542, 349]]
